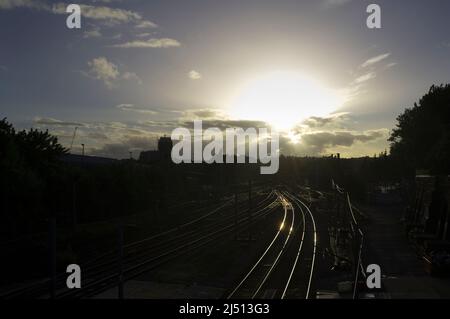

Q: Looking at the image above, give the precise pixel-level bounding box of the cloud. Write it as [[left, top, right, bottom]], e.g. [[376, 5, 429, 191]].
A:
[[0, 0, 49, 10], [116, 104, 157, 114], [111, 38, 181, 48], [343, 52, 395, 99], [301, 131, 383, 148], [0, 65, 7, 71], [170, 108, 229, 121], [83, 27, 102, 38], [280, 129, 388, 156], [31, 117, 171, 158], [0, 2, 131, 21], [52, 3, 141, 24], [136, 32, 152, 38], [135, 20, 158, 29], [188, 70, 202, 80], [300, 113, 349, 129], [90, 135, 158, 158], [121, 71, 142, 84], [180, 119, 269, 131], [110, 33, 122, 40], [33, 117, 85, 127], [33, 114, 390, 159], [90, 0, 123, 3], [87, 57, 120, 89], [191, 110, 220, 118], [353, 72, 376, 84], [1, 1, 157, 31], [322, 0, 352, 8], [1, 1, 179, 52], [87, 132, 109, 140], [84, 57, 141, 89], [360, 53, 391, 68]]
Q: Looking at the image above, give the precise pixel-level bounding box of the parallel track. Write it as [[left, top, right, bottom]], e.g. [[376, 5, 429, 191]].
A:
[[1, 190, 279, 299], [226, 189, 317, 299]]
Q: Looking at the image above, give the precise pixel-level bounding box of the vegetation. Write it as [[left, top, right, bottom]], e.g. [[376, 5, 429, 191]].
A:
[[389, 84, 450, 175], [1, 118, 67, 237], [0, 118, 166, 240], [0, 116, 411, 241], [8, 82, 443, 240]]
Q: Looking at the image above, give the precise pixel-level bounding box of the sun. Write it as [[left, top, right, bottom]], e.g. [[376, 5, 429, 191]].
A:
[[228, 71, 345, 131]]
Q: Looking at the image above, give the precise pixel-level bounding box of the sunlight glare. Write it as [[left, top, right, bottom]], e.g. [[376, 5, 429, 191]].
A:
[[229, 71, 345, 131]]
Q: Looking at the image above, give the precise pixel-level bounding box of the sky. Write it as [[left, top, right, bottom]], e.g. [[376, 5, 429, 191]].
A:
[[1, 0, 449, 158]]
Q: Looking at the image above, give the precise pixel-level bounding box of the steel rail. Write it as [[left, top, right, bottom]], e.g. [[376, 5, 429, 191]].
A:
[[280, 191, 306, 299], [61, 198, 280, 298], [251, 197, 295, 299], [284, 192, 317, 299], [1, 191, 275, 299], [226, 192, 287, 299]]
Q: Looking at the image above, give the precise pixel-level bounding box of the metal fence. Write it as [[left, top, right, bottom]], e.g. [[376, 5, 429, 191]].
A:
[[332, 179, 365, 299]]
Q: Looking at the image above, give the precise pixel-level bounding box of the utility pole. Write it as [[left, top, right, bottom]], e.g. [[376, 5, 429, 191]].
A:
[[234, 191, 238, 240], [72, 182, 77, 230], [248, 180, 252, 240], [48, 219, 56, 299], [81, 143, 85, 156], [117, 221, 124, 299], [69, 127, 78, 153], [336, 188, 341, 221]]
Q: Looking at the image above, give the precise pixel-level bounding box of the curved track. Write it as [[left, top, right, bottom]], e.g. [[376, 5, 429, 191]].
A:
[[227, 190, 318, 299], [1, 190, 279, 299]]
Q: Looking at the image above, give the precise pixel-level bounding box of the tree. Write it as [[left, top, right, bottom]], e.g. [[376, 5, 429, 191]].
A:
[[389, 84, 450, 174], [0, 118, 68, 238], [0, 117, 18, 166], [15, 127, 67, 171], [1, 118, 67, 168]]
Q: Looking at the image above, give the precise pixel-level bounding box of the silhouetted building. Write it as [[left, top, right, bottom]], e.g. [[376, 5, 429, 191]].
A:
[[139, 136, 173, 163], [158, 136, 173, 162]]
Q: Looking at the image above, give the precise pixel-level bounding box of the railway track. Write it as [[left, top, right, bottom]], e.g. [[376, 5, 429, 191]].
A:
[[226, 190, 317, 299], [59, 191, 280, 299], [281, 191, 317, 299], [1, 189, 279, 299]]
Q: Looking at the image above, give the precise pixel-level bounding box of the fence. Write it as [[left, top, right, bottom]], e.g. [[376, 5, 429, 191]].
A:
[[332, 179, 365, 299]]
